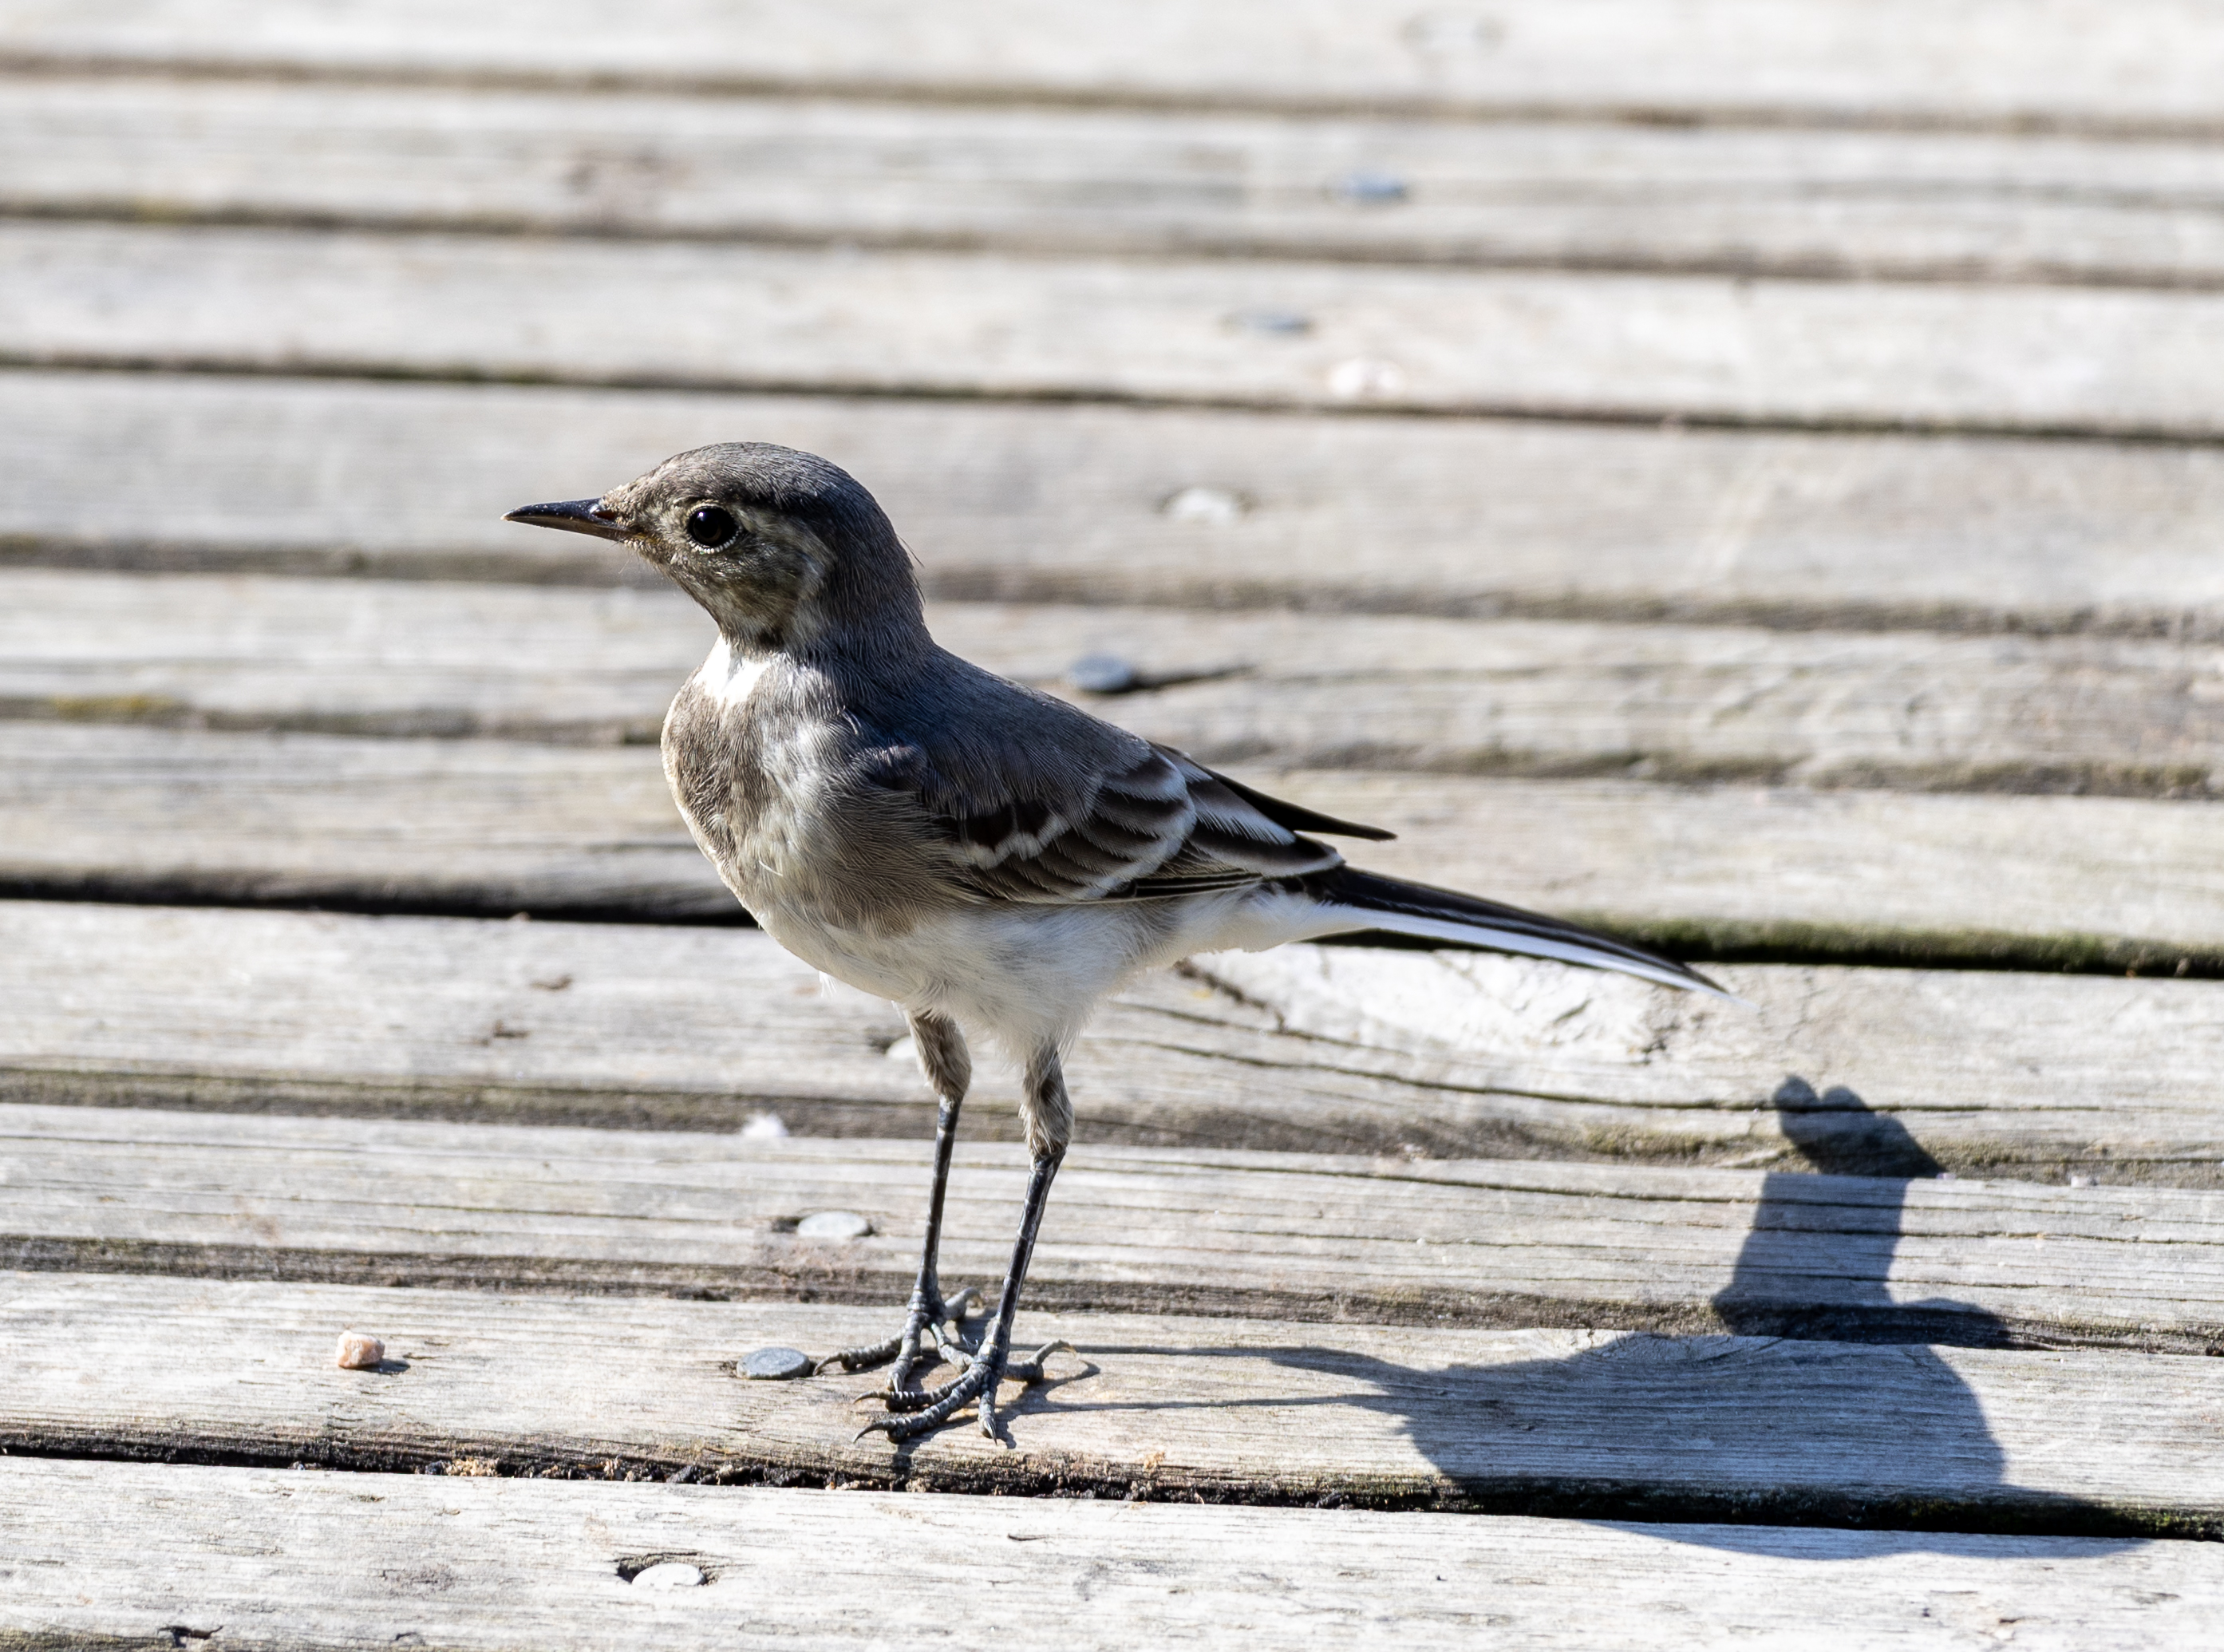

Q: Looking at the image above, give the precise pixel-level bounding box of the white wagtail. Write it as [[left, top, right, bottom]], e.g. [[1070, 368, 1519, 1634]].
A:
[[509, 443, 1721, 1443]]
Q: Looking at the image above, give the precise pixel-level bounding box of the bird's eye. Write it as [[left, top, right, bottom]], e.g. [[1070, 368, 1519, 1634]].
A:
[[685, 505, 738, 548]]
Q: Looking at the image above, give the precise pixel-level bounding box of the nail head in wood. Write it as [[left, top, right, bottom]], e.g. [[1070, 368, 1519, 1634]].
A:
[[741, 1347, 812, 1381]]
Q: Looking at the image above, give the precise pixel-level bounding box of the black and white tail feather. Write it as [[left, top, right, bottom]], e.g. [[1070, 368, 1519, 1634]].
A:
[[1140, 744, 1724, 998], [1297, 865, 1726, 998]]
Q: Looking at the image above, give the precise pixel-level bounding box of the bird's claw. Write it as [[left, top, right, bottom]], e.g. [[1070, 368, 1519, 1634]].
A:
[[813, 1286, 985, 1386], [855, 1340, 1075, 1444]]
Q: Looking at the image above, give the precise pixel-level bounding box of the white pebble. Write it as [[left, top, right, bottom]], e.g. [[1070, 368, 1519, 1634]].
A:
[[740, 1111, 789, 1140], [334, 1332, 385, 1369], [631, 1563, 706, 1589]]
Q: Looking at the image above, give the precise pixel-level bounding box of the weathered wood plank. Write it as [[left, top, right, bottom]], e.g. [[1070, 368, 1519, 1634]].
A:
[[0, 569, 719, 745], [5, 723, 2218, 969], [6, 1462, 2216, 1652], [12, 369, 2224, 641], [16, 76, 2224, 287], [7, 1, 2224, 134], [10, 222, 2224, 436], [6, 1275, 2219, 1534], [10, 901, 2224, 1180], [6, 1105, 2220, 1348], [10, 567, 2219, 796], [0, 722, 714, 919], [1183, 944, 2224, 1179]]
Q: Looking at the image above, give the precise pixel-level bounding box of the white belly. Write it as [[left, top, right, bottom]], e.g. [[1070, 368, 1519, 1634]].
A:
[[754, 890, 1274, 1060]]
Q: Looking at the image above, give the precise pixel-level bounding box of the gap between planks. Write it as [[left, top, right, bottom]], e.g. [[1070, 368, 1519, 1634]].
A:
[[5, 1460, 2217, 1652], [4, 1104, 2220, 1350], [13, 76, 2224, 289], [2, 1275, 2218, 1537], [8, 566, 2219, 800], [5, 722, 2218, 971], [7, 0, 2224, 138], [14, 222, 2224, 438], [10, 369, 2224, 643], [7, 900, 2224, 1180]]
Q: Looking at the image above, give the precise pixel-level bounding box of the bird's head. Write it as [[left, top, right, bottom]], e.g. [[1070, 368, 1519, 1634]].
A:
[[506, 442, 922, 652]]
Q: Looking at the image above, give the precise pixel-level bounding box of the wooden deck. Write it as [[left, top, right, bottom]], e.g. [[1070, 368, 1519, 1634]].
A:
[[3, 4, 2222, 1645]]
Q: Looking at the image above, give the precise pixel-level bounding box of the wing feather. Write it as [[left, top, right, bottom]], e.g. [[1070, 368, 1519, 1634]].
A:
[[909, 742, 1370, 906]]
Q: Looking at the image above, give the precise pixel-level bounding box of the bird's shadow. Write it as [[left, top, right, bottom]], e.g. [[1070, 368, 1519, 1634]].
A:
[[1071, 1081, 2141, 1553]]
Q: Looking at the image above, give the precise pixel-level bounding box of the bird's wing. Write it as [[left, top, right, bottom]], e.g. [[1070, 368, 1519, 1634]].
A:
[[871, 734, 1387, 906]]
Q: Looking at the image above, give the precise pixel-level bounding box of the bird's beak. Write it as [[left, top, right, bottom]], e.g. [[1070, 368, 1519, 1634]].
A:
[[503, 497, 633, 541]]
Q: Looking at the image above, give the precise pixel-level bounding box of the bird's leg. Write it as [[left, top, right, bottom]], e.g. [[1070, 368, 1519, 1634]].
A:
[[816, 1012, 982, 1385], [859, 1047, 1075, 1445]]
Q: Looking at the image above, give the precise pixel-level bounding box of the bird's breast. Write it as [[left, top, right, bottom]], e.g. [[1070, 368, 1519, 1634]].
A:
[[660, 672, 793, 891], [662, 664, 909, 931]]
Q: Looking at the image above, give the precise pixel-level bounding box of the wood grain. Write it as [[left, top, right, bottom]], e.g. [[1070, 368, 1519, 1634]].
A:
[[15, 76, 2224, 287], [10, 900, 2224, 1180], [6, 1105, 2220, 1348], [7, 1, 2224, 134], [12, 222, 2224, 436], [13, 369, 2224, 642], [0, 722, 716, 919], [10, 567, 2220, 797], [7, 0, 2220, 1611], [6, 1461, 2216, 1652], [4, 1275, 2219, 1533], [5, 722, 2218, 968]]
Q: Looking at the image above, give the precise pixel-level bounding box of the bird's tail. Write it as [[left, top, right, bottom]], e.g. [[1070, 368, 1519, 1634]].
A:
[[1299, 866, 1729, 996]]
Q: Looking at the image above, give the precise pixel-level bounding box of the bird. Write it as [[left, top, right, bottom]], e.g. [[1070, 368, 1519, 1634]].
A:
[[508, 441, 1723, 1444]]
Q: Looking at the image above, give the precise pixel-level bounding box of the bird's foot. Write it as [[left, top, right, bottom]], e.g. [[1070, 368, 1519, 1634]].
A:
[[814, 1286, 984, 1392], [855, 1337, 1076, 1445]]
